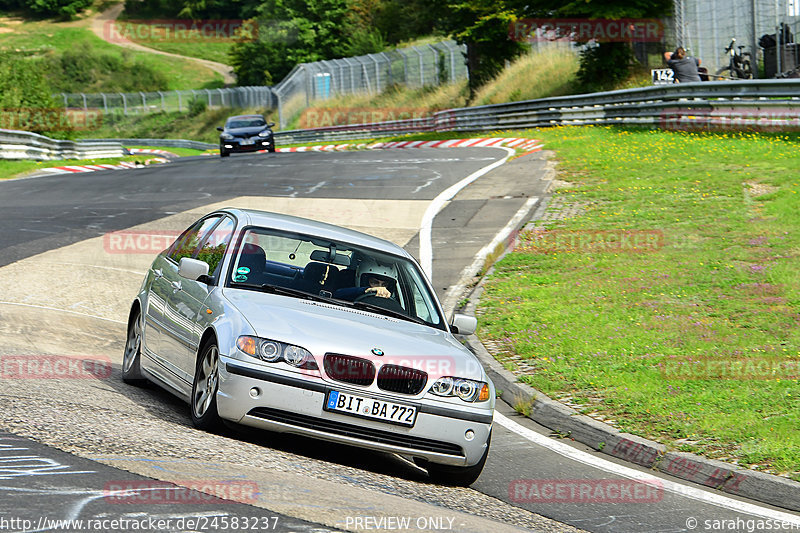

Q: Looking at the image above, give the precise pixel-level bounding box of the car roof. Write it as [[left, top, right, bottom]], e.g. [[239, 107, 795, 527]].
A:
[[226, 114, 265, 121], [219, 208, 414, 259]]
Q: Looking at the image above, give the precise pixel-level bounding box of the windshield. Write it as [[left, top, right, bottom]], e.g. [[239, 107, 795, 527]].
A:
[[227, 118, 266, 129], [226, 227, 445, 329]]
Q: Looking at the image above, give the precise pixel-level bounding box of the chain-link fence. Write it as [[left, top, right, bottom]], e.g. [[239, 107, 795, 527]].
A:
[[272, 41, 467, 128], [54, 40, 467, 128], [56, 87, 274, 116], [674, 0, 800, 78]]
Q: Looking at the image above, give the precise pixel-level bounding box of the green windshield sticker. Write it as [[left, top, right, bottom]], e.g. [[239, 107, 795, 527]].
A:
[[236, 266, 251, 275], [234, 274, 248, 282]]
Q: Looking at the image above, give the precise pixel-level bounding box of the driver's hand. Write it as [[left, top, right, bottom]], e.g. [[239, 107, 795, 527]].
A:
[[368, 286, 391, 298]]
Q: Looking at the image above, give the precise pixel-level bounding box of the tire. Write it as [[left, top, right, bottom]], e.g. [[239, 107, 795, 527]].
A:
[[425, 433, 491, 486], [190, 340, 224, 432], [268, 146, 276, 153], [122, 307, 147, 385], [220, 148, 229, 158]]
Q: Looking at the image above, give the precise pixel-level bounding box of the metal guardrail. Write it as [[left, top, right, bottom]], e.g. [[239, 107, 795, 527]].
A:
[[272, 79, 800, 143], [0, 129, 124, 161], [81, 138, 216, 151]]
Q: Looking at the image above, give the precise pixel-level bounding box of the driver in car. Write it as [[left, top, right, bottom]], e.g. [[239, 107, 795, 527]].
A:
[[334, 258, 396, 301]]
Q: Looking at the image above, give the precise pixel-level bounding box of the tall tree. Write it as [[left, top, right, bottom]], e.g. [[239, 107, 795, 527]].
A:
[[523, 0, 673, 91], [229, 0, 351, 85], [436, 0, 528, 99]]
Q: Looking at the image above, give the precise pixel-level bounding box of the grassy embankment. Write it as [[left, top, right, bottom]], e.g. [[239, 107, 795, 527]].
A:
[[0, 12, 223, 90], [477, 126, 799, 480]]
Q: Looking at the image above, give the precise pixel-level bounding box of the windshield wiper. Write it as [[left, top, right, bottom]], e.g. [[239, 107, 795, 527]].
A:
[[351, 301, 427, 326]]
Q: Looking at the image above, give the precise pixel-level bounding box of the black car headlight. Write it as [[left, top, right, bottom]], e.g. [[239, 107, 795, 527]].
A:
[[258, 130, 272, 138], [221, 133, 234, 140], [237, 335, 318, 370], [429, 376, 490, 402]]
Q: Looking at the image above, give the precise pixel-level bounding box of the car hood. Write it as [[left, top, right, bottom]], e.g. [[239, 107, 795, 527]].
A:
[[223, 288, 485, 380], [225, 126, 270, 137]]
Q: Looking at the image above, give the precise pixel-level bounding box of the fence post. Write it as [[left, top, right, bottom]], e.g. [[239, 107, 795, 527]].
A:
[[206, 89, 212, 106], [368, 54, 381, 92], [120, 93, 127, 116], [157, 91, 165, 112], [62, 93, 68, 108], [427, 44, 440, 85], [414, 46, 425, 86], [400, 50, 409, 84], [218, 88, 225, 107], [139, 92, 146, 113], [177, 91, 182, 112], [381, 52, 393, 86], [101, 93, 108, 113]]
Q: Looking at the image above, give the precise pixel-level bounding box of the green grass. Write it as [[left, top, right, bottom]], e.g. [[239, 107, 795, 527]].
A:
[[89, 106, 277, 143], [112, 19, 233, 65], [0, 154, 153, 180], [0, 17, 222, 90], [472, 48, 580, 105], [477, 126, 800, 480], [126, 145, 206, 156]]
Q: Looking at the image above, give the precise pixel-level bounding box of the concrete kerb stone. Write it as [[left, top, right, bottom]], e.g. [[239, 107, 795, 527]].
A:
[[458, 172, 800, 513]]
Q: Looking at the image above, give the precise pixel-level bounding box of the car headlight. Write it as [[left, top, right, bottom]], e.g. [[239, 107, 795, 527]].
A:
[[236, 335, 318, 370], [221, 133, 234, 140], [429, 376, 490, 402], [258, 130, 272, 138]]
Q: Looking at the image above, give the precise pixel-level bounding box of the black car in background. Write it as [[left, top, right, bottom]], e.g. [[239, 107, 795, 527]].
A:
[[217, 114, 276, 157]]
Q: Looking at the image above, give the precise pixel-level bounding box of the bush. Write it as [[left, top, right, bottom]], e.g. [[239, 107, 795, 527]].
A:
[[23, 0, 93, 18], [188, 97, 207, 116], [576, 42, 634, 93]]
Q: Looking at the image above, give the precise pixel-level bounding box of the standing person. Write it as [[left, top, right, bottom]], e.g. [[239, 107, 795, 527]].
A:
[[664, 47, 702, 83]]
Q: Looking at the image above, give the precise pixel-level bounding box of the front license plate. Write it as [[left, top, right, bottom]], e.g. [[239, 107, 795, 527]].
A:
[[240, 139, 255, 145], [325, 390, 417, 426]]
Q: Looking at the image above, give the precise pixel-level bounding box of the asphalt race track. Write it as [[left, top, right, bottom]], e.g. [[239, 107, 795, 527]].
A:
[[0, 148, 797, 533]]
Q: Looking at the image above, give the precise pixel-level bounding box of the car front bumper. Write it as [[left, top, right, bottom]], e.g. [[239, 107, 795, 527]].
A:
[[217, 358, 492, 467], [221, 138, 273, 152]]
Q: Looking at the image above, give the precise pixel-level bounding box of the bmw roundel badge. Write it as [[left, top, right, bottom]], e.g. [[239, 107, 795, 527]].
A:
[[372, 348, 384, 356]]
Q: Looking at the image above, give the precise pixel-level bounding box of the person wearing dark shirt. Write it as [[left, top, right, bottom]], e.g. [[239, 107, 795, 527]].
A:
[[664, 47, 702, 83]]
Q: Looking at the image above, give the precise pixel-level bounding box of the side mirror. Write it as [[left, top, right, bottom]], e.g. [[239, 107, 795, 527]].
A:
[[267, 122, 275, 128], [450, 314, 477, 336], [178, 257, 210, 282], [216, 127, 224, 132]]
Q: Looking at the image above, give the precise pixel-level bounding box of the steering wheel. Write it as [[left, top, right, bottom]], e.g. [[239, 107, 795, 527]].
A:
[[353, 293, 406, 314]]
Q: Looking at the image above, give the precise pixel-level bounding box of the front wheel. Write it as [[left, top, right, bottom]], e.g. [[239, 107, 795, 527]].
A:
[[122, 307, 146, 385], [219, 148, 229, 158], [425, 433, 491, 486], [190, 341, 224, 432]]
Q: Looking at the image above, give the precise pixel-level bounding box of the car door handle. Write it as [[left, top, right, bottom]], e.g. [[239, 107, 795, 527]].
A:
[[153, 269, 163, 279], [171, 280, 182, 292]]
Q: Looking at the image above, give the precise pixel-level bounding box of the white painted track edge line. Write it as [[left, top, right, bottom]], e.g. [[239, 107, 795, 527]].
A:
[[419, 147, 515, 279], [494, 412, 800, 523]]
